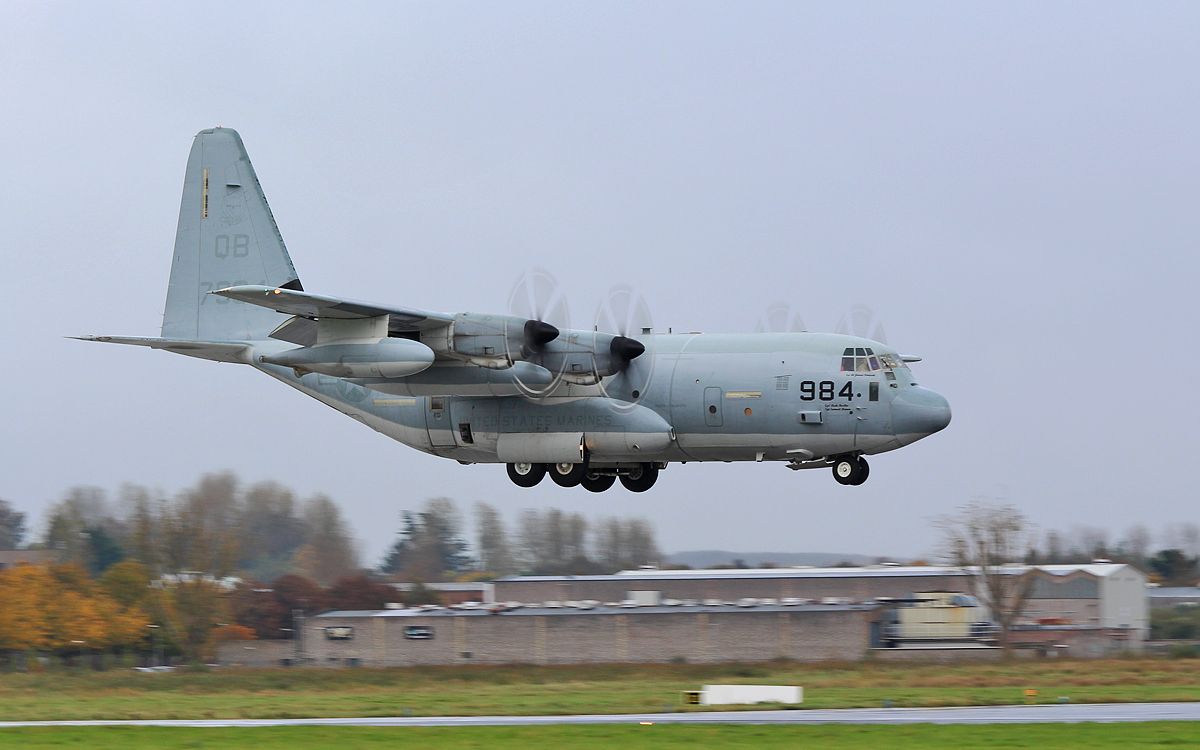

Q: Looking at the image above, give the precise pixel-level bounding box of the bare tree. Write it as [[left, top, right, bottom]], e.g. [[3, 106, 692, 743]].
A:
[[293, 494, 358, 585], [937, 500, 1037, 649], [1119, 524, 1152, 564], [0, 499, 27, 550], [593, 517, 660, 572], [474, 502, 514, 575]]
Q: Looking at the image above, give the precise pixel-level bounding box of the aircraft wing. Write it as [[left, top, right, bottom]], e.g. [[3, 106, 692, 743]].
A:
[[70, 336, 250, 363], [211, 285, 453, 330]]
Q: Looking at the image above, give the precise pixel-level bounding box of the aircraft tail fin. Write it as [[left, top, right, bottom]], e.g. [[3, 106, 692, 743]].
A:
[[161, 128, 302, 342]]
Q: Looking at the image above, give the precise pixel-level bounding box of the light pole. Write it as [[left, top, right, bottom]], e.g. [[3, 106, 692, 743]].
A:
[[146, 624, 161, 667], [70, 640, 85, 672]]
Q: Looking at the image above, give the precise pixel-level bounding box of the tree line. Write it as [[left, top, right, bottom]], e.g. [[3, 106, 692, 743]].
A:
[[0, 473, 662, 582], [381, 498, 660, 580]]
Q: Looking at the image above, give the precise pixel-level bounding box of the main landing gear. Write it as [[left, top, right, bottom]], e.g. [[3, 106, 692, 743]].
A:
[[832, 455, 870, 486], [506, 462, 546, 488], [506, 462, 659, 492]]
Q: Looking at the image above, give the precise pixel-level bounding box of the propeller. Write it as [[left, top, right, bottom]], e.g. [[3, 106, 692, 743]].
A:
[[755, 301, 807, 333], [609, 335, 645, 363], [506, 268, 572, 398], [523, 318, 559, 358], [834, 303, 888, 344], [594, 284, 654, 408]]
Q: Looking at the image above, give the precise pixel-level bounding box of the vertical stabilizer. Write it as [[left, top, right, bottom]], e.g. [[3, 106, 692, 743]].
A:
[[161, 128, 301, 341]]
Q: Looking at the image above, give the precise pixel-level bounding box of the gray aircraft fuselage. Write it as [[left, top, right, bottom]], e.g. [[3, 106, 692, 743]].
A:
[[79, 127, 950, 493]]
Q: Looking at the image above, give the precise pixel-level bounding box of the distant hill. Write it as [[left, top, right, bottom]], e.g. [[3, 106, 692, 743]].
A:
[[664, 550, 879, 569]]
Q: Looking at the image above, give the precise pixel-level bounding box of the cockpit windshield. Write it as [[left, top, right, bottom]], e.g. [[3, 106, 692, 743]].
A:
[[878, 353, 908, 371], [841, 348, 909, 375]]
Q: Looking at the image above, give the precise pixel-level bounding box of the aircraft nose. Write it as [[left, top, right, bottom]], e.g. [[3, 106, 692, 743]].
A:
[[891, 387, 951, 445]]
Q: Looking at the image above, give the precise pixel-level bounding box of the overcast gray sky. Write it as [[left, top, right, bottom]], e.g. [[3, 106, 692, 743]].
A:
[[3, 1, 1197, 564]]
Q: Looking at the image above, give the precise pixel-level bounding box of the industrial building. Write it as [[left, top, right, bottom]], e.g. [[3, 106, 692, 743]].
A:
[[219, 562, 1149, 668], [1148, 586, 1200, 609], [306, 602, 874, 667], [493, 563, 1149, 646]]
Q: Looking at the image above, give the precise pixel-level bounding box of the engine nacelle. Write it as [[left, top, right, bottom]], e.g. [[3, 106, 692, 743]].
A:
[[422, 313, 558, 368], [262, 339, 435, 378], [539, 333, 645, 384]]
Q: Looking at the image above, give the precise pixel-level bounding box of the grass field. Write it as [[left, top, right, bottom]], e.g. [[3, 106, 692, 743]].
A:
[[0, 658, 1198, 721], [3, 724, 1200, 749]]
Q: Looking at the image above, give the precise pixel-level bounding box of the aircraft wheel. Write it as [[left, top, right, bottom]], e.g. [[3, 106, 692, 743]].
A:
[[507, 462, 546, 488], [832, 456, 868, 486], [849, 457, 870, 486], [832, 456, 857, 485], [549, 462, 587, 487], [581, 473, 617, 493], [619, 463, 659, 493]]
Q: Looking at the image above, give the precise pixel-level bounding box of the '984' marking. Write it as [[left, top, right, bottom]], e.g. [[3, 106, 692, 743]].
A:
[[799, 381, 854, 401]]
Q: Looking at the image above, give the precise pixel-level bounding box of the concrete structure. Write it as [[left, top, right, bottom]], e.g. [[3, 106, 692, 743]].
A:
[[1019, 564, 1148, 641], [216, 639, 296, 667], [1149, 586, 1200, 609], [391, 581, 493, 605], [306, 603, 874, 667], [493, 562, 1149, 650], [0, 549, 57, 570]]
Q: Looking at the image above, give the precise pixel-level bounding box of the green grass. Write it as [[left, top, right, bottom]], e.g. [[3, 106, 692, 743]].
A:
[[0, 659, 1198, 721], [3, 724, 1200, 749]]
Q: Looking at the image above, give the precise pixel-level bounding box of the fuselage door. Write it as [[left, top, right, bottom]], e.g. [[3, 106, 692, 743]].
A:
[[425, 396, 457, 447], [704, 386, 723, 427]]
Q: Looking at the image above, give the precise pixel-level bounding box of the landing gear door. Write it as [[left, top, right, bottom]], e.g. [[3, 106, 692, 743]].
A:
[[425, 396, 457, 447], [704, 386, 723, 427]]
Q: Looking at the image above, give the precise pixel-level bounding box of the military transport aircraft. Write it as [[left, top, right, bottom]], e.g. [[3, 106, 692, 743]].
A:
[[78, 128, 950, 493]]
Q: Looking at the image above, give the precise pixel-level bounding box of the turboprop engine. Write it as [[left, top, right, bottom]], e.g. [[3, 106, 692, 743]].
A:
[[537, 332, 646, 385], [419, 313, 559, 369], [262, 338, 435, 378]]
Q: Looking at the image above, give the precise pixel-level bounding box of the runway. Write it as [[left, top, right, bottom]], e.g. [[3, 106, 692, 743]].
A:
[[2, 702, 1200, 728]]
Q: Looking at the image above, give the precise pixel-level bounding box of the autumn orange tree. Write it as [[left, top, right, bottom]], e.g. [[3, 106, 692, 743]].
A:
[[0, 563, 150, 664]]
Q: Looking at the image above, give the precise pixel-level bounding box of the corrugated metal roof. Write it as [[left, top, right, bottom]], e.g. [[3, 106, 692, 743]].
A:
[[496, 563, 1135, 584], [315, 603, 876, 619], [1150, 587, 1200, 597]]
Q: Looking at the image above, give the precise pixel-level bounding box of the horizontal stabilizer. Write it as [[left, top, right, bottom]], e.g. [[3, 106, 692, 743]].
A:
[[71, 336, 250, 363], [211, 285, 453, 331]]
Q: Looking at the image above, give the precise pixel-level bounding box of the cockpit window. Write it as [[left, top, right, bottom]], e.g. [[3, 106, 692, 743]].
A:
[[878, 353, 909, 371], [842, 347, 881, 373], [843, 349, 909, 374]]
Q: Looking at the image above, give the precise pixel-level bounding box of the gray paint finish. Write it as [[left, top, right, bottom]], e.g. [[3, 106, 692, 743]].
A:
[[82, 129, 950, 490]]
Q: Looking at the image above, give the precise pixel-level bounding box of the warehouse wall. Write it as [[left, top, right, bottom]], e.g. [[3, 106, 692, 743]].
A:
[[492, 575, 964, 604], [306, 608, 873, 667]]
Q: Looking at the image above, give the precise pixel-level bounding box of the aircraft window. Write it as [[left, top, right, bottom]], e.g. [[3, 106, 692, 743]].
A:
[[841, 356, 855, 371], [855, 358, 872, 373], [879, 353, 909, 371], [868, 357, 880, 370], [855, 348, 866, 357]]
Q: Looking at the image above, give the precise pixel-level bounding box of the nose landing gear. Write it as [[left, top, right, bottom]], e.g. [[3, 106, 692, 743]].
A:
[[832, 455, 869, 486]]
